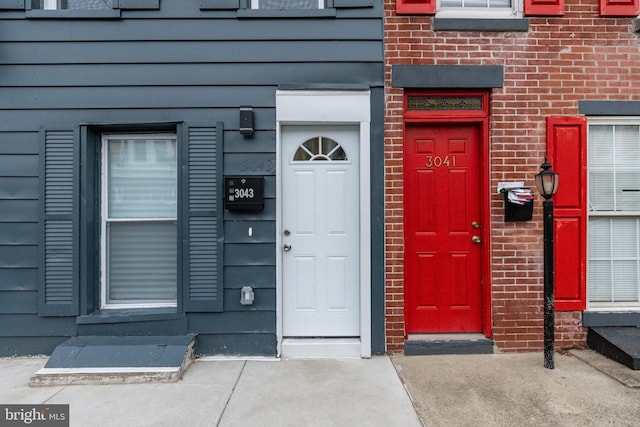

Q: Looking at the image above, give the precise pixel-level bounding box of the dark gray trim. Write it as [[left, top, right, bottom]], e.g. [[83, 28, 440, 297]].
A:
[[200, 0, 239, 10], [633, 19, 640, 33], [582, 311, 640, 327], [0, 336, 67, 357], [76, 308, 185, 325], [195, 333, 276, 356], [370, 87, 385, 355], [278, 83, 372, 90], [26, 9, 121, 19], [117, 0, 160, 9], [404, 337, 494, 355], [334, 0, 373, 7], [392, 65, 504, 89], [433, 18, 528, 32], [0, 0, 24, 9], [579, 101, 640, 116], [237, 9, 337, 18]]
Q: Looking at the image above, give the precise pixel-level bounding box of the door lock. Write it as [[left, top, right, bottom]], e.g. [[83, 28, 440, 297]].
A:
[[472, 236, 482, 244], [283, 243, 292, 252], [472, 221, 480, 229]]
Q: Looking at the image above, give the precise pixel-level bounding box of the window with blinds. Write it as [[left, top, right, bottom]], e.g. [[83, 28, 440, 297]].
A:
[[588, 123, 640, 307], [101, 134, 178, 308]]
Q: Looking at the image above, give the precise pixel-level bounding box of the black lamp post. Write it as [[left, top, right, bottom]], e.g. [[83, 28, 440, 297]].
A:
[[535, 158, 559, 369]]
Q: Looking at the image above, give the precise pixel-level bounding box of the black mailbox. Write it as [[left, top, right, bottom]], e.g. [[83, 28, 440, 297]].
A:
[[503, 188, 534, 222], [224, 176, 264, 211]]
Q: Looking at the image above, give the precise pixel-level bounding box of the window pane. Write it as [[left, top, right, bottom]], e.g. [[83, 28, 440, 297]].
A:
[[108, 221, 177, 303], [588, 216, 640, 303], [588, 260, 612, 302], [612, 261, 638, 301], [615, 126, 640, 210], [107, 137, 177, 219], [589, 125, 640, 212], [589, 171, 614, 211]]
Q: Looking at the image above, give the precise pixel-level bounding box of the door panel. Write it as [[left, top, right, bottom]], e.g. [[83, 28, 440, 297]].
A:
[[282, 125, 360, 337], [405, 124, 482, 333]]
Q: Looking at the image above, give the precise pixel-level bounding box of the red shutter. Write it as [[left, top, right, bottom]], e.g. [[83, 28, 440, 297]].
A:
[[600, 0, 639, 16], [524, 0, 565, 16], [396, 0, 436, 15], [546, 117, 587, 311]]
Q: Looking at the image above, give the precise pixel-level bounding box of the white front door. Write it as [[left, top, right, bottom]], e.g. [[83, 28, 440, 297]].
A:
[[282, 125, 360, 337]]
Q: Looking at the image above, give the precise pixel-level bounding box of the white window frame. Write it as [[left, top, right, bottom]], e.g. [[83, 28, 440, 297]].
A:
[[100, 133, 178, 309], [435, 0, 523, 19], [251, 0, 324, 9], [587, 117, 640, 311], [42, 0, 59, 9]]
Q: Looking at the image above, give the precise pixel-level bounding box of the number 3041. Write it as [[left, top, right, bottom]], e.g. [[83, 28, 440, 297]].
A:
[[426, 155, 456, 168]]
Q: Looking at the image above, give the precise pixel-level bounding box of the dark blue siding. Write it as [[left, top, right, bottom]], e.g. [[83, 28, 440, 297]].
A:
[[0, 0, 384, 356]]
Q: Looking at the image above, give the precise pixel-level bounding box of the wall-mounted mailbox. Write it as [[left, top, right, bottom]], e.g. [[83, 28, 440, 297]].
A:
[[503, 188, 534, 222], [225, 176, 264, 211]]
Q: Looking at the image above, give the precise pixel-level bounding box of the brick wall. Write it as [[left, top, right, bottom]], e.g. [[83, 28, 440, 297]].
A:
[[384, 0, 640, 353]]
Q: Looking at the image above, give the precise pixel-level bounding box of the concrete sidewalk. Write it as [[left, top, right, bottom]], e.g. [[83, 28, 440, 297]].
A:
[[0, 356, 421, 427], [2, 351, 640, 427], [392, 350, 640, 427]]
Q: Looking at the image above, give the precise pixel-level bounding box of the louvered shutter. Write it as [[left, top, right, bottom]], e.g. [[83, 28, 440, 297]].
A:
[[183, 123, 224, 312], [599, 0, 639, 16], [39, 128, 79, 316], [546, 117, 587, 311], [524, 0, 565, 15], [396, 0, 435, 15]]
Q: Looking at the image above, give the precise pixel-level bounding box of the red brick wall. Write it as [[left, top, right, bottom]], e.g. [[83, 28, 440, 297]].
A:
[[384, 0, 640, 353]]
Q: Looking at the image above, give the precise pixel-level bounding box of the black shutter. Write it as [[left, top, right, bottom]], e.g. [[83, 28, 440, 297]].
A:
[[39, 128, 79, 316], [183, 123, 224, 312]]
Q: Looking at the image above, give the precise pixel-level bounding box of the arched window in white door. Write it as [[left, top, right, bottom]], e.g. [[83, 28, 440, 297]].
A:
[[293, 137, 348, 162]]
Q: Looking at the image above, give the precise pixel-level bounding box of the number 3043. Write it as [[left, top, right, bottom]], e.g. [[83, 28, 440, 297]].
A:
[[426, 155, 456, 168], [234, 188, 255, 199]]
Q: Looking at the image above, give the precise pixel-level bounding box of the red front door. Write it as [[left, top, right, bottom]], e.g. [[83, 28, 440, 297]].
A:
[[404, 124, 483, 333]]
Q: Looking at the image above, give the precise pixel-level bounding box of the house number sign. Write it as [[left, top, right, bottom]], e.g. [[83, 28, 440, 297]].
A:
[[426, 155, 457, 169], [224, 176, 264, 211]]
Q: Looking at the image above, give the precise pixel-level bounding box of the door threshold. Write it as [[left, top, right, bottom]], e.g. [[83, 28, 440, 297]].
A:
[[281, 338, 361, 359], [408, 333, 487, 341], [405, 333, 493, 355]]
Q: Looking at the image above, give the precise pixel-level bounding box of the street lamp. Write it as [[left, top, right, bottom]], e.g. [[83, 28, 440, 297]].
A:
[[535, 158, 559, 370]]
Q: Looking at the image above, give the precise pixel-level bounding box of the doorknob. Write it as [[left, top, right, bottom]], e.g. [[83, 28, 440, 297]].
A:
[[283, 243, 292, 252], [472, 236, 481, 244]]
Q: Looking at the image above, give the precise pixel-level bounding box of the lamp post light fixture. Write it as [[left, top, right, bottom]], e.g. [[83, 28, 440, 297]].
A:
[[535, 158, 559, 370]]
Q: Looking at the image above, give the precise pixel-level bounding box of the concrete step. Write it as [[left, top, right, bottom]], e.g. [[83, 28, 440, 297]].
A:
[[30, 335, 196, 386], [587, 327, 640, 370], [404, 334, 494, 356]]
